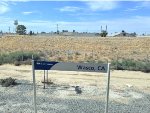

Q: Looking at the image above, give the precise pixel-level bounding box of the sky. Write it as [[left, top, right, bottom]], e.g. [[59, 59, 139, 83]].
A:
[[0, 0, 150, 35]]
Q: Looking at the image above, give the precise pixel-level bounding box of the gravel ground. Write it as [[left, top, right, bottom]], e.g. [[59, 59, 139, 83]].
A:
[[0, 80, 150, 113]]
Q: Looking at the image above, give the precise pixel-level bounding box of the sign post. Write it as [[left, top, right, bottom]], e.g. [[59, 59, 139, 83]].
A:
[[43, 70, 45, 89], [105, 63, 110, 113], [32, 60, 37, 113], [47, 70, 48, 82], [32, 61, 110, 113]]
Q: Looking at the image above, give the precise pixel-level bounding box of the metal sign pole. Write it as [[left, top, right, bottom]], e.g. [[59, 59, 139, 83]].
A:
[[32, 60, 37, 113], [44, 70, 45, 89], [47, 70, 48, 82], [33, 60, 109, 113], [105, 63, 110, 113]]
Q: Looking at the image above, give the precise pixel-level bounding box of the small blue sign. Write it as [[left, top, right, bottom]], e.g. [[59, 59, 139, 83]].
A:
[[34, 61, 58, 70]]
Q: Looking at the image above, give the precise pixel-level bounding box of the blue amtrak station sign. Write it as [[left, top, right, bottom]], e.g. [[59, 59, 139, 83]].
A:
[[34, 61, 58, 70]]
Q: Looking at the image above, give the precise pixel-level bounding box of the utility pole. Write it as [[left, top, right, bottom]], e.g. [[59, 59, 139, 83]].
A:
[[8, 27, 10, 33], [57, 24, 59, 34]]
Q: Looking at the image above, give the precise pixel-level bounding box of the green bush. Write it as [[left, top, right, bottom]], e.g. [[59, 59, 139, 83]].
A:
[[100, 31, 108, 37], [111, 59, 150, 73], [0, 51, 41, 65], [141, 63, 150, 73]]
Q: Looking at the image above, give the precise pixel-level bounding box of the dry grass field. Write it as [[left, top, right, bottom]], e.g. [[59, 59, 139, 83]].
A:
[[0, 36, 150, 112], [0, 35, 150, 62]]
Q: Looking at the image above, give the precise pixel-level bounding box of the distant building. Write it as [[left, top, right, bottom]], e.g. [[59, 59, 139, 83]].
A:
[[60, 32, 73, 36], [62, 30, 68, 32], [113, 30, 136, 37]]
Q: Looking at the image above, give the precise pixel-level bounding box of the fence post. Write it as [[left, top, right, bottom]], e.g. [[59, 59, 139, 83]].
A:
[[47, 70, 48, 82]]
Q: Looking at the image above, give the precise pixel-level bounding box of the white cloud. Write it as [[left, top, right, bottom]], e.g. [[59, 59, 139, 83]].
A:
[[0, 2, 10, 14], [22, 11, 41, 15], [4, 0, 30, 1], [125, 1, 150, 12], [141, 1, 150, 7], [124, 6, 140, 12], [68, 12, 102, 16], [86, 1, 118, 11], [59, 6, 82, 12], [1, 0, 150, 1], [22, 11, 33, 15]]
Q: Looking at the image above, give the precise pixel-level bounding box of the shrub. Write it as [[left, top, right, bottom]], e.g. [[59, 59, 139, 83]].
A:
[[0, 77, 17, 87], [14, 61, 21, 66], [111, 59, 150, 73], [68, 56, 73, 60], [57, 56, 64, 61], [141, 63, 150, 73], [75, 51, 81, 56], [100, 31, 108, 37], [0, 51, 41, 65]]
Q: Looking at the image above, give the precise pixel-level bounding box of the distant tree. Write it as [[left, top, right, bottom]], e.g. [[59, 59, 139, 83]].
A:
[[29, 31, 33, 35], [133, 32, 137, 36], [16, 25, 26, 35], [62, 30, 68, 32], [100, 30, 108, 37], [121, 30, 126, 36], [122, 30, 125, 33]]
